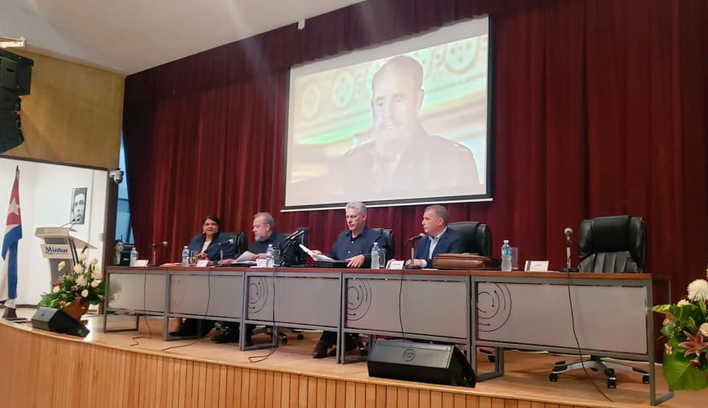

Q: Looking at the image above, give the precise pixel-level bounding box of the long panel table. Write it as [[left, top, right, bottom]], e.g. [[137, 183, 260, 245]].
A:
[[105, 266, 671, 404]]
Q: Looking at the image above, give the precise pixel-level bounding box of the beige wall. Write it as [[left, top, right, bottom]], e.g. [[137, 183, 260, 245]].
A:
[[4, 50, 124, 169]]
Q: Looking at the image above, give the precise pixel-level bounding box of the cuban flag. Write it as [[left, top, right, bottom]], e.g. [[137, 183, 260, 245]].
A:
[[1, 167, 22, 310]]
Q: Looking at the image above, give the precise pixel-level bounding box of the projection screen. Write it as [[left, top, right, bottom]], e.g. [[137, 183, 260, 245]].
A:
[[284, 17, 491, 210]]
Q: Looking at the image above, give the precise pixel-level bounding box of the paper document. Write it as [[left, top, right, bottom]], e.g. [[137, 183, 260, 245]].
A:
[[299, 244, 336, 262], [234, 250, 257, 263]]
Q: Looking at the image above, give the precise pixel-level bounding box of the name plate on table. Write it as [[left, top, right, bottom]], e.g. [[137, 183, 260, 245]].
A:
[[524, 260, 549, 271], [40, 244, 72, 259]]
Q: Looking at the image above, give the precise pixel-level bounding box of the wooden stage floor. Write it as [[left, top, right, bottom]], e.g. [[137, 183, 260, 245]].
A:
[[2, 311, 705, 408]]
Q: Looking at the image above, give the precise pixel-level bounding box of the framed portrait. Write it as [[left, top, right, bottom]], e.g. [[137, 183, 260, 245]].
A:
[[70, 187, 88, 225]]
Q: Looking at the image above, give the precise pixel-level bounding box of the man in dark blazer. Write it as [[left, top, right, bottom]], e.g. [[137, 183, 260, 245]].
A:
[[408, 205, 466, 268]]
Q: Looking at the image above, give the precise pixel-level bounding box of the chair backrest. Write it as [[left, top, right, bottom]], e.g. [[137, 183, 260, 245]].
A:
[[221, 232, 247, 256], [447, 221, 492, 257], [371, 228, 394, 259], [577, 215, 646, 273]]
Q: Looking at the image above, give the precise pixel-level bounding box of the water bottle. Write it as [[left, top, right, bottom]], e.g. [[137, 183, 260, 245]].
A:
[[181, 245, 190, 266], [501, 240, 512, 272], [371, 242, 381, 269], [130, 247, 139, 267], [266, 244, 274, 268]]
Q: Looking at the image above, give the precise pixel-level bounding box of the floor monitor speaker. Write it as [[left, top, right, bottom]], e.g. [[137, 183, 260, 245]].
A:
[[367, 339, 475, 387], [31, 307, 89, 337]]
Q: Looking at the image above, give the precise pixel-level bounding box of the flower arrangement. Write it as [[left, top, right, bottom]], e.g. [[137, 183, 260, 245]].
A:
[[652, 278, 708, 391], [38, 254, 106, 312]]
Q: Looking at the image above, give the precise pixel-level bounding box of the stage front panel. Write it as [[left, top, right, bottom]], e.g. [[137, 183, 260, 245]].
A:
[[476, 283, 647, 354], [247, 275, 340, 327], [107, 271, 166, 312], [170, 273, 243, 318], [345, 276, 468, 339]]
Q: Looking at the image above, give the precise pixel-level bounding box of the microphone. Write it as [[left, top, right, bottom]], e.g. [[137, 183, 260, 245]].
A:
[[284, 229, 305, 241], [408, 233, 425, 241], [563, 228, 573, 242], [151, 241, 168, 248]]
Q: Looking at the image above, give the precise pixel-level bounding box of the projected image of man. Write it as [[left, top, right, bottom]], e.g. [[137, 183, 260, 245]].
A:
[[342, 56, 481, 197]]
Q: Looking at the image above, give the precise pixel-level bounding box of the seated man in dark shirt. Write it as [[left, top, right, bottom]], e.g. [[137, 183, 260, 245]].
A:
[[212, 212, 286, 344], [310, 201, 392, 357], [407, 205, 466, 268]]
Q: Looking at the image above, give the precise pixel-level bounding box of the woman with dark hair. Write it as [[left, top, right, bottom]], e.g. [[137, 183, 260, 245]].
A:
[[170, 215, 235, 338], [187, 215, 234, 263]]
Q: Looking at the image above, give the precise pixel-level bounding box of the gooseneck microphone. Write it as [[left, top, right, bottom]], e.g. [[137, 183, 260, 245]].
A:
[[151, 241, 168, 248], [408, 233, 425, 241]]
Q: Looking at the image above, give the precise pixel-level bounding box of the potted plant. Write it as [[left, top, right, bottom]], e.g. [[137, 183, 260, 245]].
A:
[[38, 254, 106, 321], [652, 278, 708, 390]]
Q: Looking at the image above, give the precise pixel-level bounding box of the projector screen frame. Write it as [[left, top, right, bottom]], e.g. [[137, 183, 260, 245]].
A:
[[281, 15, 496, 212]]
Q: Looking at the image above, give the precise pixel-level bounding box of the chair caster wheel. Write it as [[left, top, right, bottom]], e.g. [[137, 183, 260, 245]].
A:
[[549, 373, 559, 382], [642, 375, 650, 384], [607, 379, 616, 389], [553, 363, 567, 371], [297, 334, 304, 340], [280, 336, 288, 345]]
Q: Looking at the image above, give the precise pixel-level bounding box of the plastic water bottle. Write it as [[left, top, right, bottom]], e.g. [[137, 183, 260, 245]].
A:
[[501, 240, 512, 272], [181, 245, 190, 266], [371, 242, 381, 269], [130, 247, 139, 267], [266, 244, 274, 267]]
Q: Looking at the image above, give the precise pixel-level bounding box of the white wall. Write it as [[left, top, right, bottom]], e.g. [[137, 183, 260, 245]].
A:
[[0, 157, 107, 305]]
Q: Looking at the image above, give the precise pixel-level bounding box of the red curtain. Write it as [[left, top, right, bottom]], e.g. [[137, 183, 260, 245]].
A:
[[124, 0, 707, 300]]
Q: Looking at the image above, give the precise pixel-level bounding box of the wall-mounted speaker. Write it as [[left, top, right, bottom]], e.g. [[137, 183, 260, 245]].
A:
[[367, 339, 475, 387], [31, 307, 90, 337], [0, 49, 33, 95]]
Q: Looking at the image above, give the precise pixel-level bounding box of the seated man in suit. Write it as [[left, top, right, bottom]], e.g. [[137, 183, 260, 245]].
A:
[[310, 201, 392, 357], [407, 205, 466, 268], [213, 212, 286, 344]]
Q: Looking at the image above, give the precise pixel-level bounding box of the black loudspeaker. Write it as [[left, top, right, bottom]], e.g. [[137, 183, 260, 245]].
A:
[[31, 307, 90, 337], [367, 339, 476, 387], [0, 110, 23, 153], [0, 49, 33, 95]]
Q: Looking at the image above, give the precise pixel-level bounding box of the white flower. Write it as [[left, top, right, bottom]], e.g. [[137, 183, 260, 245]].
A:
[[81, 289, 89, 298], [92, 268, 103, 280], [52, 286, 60, 293], [677, 299, 691, 307], [57, 261, 66, 271], [79, 253, 87, 262], [700, 323, 708, 337], [76, 276, 87, 286], [91, 280, 101, 288], [90, 258, 98, 265], [687, 279, 708, 302], [73, 264, 84, 274]]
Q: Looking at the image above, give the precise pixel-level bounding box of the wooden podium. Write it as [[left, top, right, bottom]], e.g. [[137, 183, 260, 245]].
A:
[[35, 227, 95, 283]]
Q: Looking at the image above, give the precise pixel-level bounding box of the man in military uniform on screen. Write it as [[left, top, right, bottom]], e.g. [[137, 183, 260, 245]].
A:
[[339, 55, 481, 197]]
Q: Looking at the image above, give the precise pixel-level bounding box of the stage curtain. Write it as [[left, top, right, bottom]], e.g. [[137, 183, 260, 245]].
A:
[[123, 0, 706, 299]]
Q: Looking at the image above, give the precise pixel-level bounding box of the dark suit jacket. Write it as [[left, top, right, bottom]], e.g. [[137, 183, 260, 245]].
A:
[[414, 228, 466, 267], [188, 232, 236, 262]]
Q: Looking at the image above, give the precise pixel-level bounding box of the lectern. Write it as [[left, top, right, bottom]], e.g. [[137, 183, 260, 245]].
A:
[[35, 227, 95, 283]]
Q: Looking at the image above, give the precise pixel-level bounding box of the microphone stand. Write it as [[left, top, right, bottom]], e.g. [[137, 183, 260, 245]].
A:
[[561, 238, 579, 272]]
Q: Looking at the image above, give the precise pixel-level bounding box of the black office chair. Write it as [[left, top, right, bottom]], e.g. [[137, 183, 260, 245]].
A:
[[220, 231, 247, 259], [371, 228, 394, 261], [549, 215, 649, 388], [448, 221, 492, 256]]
